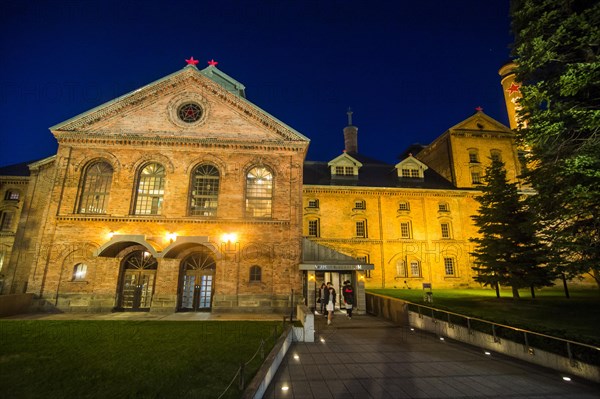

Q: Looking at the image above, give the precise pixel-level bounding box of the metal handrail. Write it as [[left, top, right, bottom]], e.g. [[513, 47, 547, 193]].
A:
[[409, 301, 600, 352]]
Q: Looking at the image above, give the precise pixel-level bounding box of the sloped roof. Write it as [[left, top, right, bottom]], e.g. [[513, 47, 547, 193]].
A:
[[0, 161, 32, 176], [303, 154, 456, 189], [300, 238, 374, 270]]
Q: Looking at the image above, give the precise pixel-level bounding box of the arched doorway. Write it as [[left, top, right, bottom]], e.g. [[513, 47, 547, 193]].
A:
[[118, 250, 158, 310], [178, 249, 216, 311]]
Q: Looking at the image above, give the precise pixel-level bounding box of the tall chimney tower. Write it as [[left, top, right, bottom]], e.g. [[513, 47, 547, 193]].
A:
[[499, 62, 523, 130], [343, 108, 358, 153]]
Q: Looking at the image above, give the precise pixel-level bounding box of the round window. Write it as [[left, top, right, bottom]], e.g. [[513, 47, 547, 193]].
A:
[[177, 102, 203, 123]]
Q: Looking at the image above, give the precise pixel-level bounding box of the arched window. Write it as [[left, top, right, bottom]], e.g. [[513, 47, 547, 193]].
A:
[[468, 148, 480, 163], [409, 260, 421, 277], [400, 221, 411, 239], [307, 219, 320, 237], [134, 163, 165, 215], [396, 260, 406, 277], [245, 166, 273, 218], [190, 164, 220, 216], [78, 161, 113, 214], [490, 149, 502, 162], [249, 265, 262, 282], [72, 263, 88, 281], [0, 211, 14, 231]]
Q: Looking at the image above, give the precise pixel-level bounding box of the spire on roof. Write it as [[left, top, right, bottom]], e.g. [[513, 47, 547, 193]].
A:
[[343, 107, 358, 153]]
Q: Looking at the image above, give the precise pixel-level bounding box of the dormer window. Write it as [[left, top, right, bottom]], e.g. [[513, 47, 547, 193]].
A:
[[401, 168, 420, 178], [395, 156, 428, 180], [328, 153, 362, 178]]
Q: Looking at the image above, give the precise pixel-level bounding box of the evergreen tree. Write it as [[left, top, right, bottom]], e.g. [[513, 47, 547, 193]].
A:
[[511, 0, 600, 288], [470, 160, 552, 298]]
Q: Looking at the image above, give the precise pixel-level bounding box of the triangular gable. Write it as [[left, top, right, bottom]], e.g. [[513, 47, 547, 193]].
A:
[[395, 154, 428, 170], [327, 152, 363, 168], [49, 65, 309, 144], [448, 111, 512, 134]]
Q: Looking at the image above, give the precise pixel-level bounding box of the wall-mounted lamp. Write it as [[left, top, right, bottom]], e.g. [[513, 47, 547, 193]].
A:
[[107, 231, 115, 239], [221, 233, 238, 243], [166, 232, 177, 243]]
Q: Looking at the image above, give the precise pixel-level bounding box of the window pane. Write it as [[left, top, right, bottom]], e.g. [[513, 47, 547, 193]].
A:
[[400, 222, 410, 238], [410, 261, 420, 277], [246, 167, 273, 218], [444, 258, 455, 275], [0, 212, 14, 231], [250, 265, 262, 282], [190, 164, 219, 216], [79, 161, 113, 214], [135, 163, 165, 215], [356, 221, 366, 237], [441, 223, 450, 238], [399, 201, 410, 211], [308, 219, 319, 237]]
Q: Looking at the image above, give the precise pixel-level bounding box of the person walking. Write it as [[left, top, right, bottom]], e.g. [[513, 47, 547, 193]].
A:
[[318, 283, 327, 315], [342, 280, 355, 319], [326, 283, 336, 325]]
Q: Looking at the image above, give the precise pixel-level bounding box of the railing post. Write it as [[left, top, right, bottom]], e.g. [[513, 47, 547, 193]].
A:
[[238, 362, 245, 390], [467, 318, 472, 335], [492, 324, 499, 343], [566, 341, 576, 366]]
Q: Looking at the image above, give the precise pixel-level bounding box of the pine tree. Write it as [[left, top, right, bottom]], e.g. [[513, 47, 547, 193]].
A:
[[470, 160, 552, 298], [511, 0, 600, 288]]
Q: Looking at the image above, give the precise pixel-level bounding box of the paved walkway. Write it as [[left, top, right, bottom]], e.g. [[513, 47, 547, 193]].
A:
[[263, 312, 600, 399]]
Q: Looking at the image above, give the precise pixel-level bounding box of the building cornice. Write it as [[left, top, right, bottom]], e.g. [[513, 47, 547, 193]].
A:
[[54, 133, 308, 153], [303, 186, 479, 198], [55, 215, 292, 226]]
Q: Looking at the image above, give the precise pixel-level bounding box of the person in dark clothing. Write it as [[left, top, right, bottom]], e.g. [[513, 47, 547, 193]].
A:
[[342, 280, 355, 319], [318, 283, 327, 315], [325, 284, 336, 325]]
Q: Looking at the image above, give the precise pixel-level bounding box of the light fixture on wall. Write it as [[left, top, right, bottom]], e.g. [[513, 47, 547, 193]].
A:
[[166, 232, 177, 243], [107, 231, 115, 239], [221, 233, 238, 243]]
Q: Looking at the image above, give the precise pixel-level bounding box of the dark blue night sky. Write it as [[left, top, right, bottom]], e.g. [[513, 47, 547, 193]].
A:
[[0, 0, 513, 167]]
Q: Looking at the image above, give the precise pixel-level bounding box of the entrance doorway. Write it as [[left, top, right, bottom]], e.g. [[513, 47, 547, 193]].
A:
[[315, 271, 353, 311], [118, 250, 157, 310], [178, 250, 216, 311]]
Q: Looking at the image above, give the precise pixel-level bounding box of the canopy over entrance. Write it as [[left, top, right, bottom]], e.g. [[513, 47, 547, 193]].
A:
[[299, 238, 374, 271]]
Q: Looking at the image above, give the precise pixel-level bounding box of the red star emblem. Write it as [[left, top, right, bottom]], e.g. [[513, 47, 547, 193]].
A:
[[207, 59, 219, 67], [507, 82, 520, 95], [475, 106, 483, 112], [185, 57, 199, 66]]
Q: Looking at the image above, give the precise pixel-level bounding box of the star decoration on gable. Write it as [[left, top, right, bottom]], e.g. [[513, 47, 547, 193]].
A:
[[207, 59, 219, 67], [475, 106, 483, 112], [185, 57, 199, 66], [507, 82, 520, 95]]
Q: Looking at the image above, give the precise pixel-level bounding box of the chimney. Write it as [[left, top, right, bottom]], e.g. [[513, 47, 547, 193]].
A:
[[499, 61, 523, 130], [343, 108, 358, 153]]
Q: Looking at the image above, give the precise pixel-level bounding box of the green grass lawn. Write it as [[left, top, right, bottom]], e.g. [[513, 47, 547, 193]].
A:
[[0, 320, 281, 399], [367, 288, 600, 346]]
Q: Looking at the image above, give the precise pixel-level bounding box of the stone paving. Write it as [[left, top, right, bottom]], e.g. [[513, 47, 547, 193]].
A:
[[4, 310, 599, 398], [263, 312, 600, 399]]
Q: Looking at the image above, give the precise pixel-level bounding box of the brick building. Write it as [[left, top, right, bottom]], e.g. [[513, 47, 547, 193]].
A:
[[2, 60, 569, 315]]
